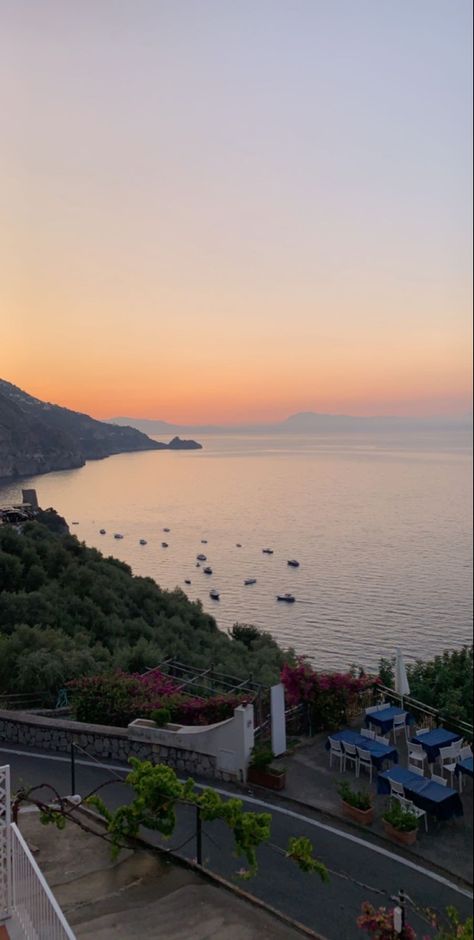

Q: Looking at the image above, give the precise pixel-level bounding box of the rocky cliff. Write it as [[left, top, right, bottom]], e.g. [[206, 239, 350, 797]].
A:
[[0, 380, 201, 481]]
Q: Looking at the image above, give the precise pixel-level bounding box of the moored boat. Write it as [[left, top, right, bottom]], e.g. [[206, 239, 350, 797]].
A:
[[203, 566, 213, 575], [161, 542, 169, 548], [244, 578, 257, 585], [287, 559, 300, 567], [197, 553, 207, 561], [139, 539, 147, 545], [114, 533, 124, 539], [209, 588, 220, 600], [277, 593, 295, 603], [99, 529, 106, 535], [185, 579, 191, 585], [262, 548, 274, 555]]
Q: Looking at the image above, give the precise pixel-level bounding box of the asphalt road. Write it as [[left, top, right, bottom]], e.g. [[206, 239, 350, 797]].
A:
[[1, 743, 472, 939]]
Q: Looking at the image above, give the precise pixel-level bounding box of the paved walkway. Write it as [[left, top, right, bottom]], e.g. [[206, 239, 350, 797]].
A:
[[270, 728, 473, 885]]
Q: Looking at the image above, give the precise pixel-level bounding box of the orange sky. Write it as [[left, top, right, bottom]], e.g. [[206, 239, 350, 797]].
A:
[[1, 1, 472, 424]]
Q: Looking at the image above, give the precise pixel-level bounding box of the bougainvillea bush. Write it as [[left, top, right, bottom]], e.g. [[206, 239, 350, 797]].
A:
[[281, 660, 378, 731], [68, 670, 250, 727], [357, 903, 416, 940]]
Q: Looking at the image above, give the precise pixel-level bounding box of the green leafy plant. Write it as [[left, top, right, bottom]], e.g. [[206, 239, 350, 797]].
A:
[[338, 781, 372, 811], [249, 744, 276, 771], [151, 706, 172, 727], [383, 800, 419, 832]]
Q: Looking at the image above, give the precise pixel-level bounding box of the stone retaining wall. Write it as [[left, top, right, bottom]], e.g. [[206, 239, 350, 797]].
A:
[[0, 710, 223, 781]]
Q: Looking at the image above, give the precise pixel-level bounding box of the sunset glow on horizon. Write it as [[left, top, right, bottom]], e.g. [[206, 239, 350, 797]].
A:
[[1, 0, 472, 424]]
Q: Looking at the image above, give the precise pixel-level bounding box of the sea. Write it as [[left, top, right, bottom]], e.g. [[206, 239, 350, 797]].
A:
[[0, 431, 472, 672]]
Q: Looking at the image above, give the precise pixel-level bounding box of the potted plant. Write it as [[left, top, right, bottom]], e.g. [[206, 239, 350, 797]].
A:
[[150, 706, 173, 728], [247, 744, 286, 790], [338, 781, 374, 826], [382, 800, 419, 846]]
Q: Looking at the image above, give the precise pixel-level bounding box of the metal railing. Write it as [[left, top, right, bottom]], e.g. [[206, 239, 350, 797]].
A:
[[374, 684, 473, 739], [9, 822, 76, 940]]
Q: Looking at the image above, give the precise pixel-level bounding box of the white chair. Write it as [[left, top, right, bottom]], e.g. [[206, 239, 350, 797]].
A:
[[356, 747, 373, 783], [453, 745, 472, 793], [376, 734, 390, 744], [342, 742, 358, 774], [431, 773, 447, 787], [361, 728, 376, 740], [416, 727, 430, 736], [404, 798, 429, 833], [408, 762, 424, 776], [392, 713, 409, 744], [365, 705, 381, 716], [460, 745, 473, 760], [390, 779, 405, 800], [408, 742, 428, 772], [439, 745, 461, 787], [328, 738, 344, 772]]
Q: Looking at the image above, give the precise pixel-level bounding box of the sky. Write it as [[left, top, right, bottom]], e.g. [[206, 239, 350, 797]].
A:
[[1, 0, 472, 423]]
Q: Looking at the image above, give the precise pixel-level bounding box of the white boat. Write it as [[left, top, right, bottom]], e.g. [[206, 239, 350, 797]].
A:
[[277, 593, 295, 603], [114, 533, 124, 539], [244, 578, 257, 585], [197, 553, 207, 561], [139, 539, 147, 545], [209, 589, 220, 600], [287, 559, 300, 568]]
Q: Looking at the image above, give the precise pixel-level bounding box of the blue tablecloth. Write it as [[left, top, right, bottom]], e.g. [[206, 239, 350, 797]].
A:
[[411, 728, 462, 763], [366, 707, 414, 735], [455, 757, 473, 779], [326, 729, 398, 770], [378, 766, 464, 821]]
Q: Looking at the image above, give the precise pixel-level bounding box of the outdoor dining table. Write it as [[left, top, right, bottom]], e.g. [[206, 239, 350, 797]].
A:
[[326, 729, 398, 770], [410, 728, 462, 763], [365, 706, 414, 736], [377, 766, 464, 821]]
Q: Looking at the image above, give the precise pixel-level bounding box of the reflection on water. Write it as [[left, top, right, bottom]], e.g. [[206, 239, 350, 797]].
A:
[[1, 432, 472, 670]]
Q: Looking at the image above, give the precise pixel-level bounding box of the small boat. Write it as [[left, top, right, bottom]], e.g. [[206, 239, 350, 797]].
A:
[[163, 528, 170, 532], [287, 559, 300, 568], [244, 578, 257, 586], [262, 548, 274, 555], [196, 562, 201, 567], [71, 521, 79, 525], [236, 543, 242, 548], [114, 533, 124, 539], [139, 539, 147, 546], [99, 529, 106, 535], [185, 579, 192, 585], [203, 566, 213, 575], [197, 553, 207, 561], [161, 542, 169, 548], [209, 589, 220, 600], [277, 593, 295, 603], [201, 539, 208, 544]]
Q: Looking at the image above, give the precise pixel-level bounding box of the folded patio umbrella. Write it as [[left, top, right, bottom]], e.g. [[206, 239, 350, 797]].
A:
[[395, 647, 410, 702]]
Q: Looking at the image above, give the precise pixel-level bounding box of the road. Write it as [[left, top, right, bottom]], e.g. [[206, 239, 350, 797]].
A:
[[1, 743, 472, 939]]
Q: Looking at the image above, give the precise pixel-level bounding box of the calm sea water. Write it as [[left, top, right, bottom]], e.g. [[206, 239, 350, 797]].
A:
[[1, 432, 472, 671]]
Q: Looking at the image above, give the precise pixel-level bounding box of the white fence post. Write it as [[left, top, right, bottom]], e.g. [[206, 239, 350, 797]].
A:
[[0, 764, 12, 922]]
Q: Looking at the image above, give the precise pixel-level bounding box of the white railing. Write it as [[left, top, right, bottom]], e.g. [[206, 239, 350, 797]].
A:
[[0, 764, 12, 921], [10, 822, 76, 939]]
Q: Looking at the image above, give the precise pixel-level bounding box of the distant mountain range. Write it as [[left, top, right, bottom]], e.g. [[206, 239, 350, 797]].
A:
[[0, 380, 202, 482], [110, 411, 473, 436]]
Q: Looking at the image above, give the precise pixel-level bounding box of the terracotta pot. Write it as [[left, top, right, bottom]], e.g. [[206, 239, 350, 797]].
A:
[[383, 819, 417, 846], [341, 801, 374, 826], [247, 766, 286, 790]]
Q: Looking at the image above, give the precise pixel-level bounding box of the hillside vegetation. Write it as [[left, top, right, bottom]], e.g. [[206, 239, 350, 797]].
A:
[[0, 519, 288, 697]]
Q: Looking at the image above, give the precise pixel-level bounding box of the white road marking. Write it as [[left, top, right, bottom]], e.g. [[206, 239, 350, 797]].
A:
[[1, 745, 472, 900]]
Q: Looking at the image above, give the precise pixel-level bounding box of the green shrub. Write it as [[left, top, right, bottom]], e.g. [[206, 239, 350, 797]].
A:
[[383, 800, 419, 832], [249, 744, 275, 770], [151, 707, 172, 727], [338, 781, 372, 811]]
